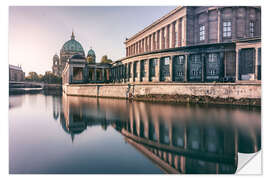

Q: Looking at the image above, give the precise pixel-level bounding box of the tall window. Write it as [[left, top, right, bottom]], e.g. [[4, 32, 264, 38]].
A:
[[208, 53, 218, 63], [199, 25, 205, 41], [223, 21, 232, 38], [164, 57, 170, 65], [250, 21, 254, 37], [191, 54, 201, 64]]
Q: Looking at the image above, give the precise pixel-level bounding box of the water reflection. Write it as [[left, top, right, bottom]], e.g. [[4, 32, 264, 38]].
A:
[[58, 94, 261, 174]]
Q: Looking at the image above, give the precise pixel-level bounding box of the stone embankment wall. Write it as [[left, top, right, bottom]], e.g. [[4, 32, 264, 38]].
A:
[[62, 83, 261, 106]]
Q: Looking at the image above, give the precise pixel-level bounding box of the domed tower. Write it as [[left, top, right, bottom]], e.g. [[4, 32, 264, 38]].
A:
[[86, 48, 96, 64], [52, 54, 61, 76], [60, 31, 85, 74]]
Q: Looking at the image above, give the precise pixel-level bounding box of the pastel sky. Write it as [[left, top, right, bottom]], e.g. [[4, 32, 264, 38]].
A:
[[9, 6, 177, 75]]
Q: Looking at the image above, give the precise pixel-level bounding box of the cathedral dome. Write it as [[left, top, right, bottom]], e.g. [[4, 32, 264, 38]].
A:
[[61, 31, 85, 55]]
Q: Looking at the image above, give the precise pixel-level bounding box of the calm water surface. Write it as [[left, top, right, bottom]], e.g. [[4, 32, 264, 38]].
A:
[[9, 92, 261, 174]]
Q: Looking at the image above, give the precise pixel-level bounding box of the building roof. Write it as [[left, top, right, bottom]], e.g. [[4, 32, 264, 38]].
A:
[[124, 6, 183, 44], [9, 64, 23, 71], [53, 54, 59, 60], [70, 54, 85, 59]]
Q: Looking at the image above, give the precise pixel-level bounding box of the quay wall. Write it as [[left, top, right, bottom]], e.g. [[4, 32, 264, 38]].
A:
[[62, 83, 261, 106]]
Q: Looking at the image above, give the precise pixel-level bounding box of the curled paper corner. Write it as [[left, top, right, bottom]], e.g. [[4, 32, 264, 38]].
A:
[[236, 151, 262, 175]]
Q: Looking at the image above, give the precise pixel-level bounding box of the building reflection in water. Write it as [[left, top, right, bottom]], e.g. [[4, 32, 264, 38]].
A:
[[58, 94, 261, 174]]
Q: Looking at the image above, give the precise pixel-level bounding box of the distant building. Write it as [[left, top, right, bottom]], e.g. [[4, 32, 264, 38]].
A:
[[52, 31, 96, 77], [52, 54, 61, 76], [9, 64, 25, 82]]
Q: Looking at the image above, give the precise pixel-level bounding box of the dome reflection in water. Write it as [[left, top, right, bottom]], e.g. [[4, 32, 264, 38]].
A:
[[58, 94, 261, 174]]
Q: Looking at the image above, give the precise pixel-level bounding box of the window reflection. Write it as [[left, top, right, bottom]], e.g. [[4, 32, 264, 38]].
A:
[[58, 95, 261, 174]]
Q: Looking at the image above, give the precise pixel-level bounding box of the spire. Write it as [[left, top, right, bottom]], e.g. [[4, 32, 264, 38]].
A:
[[71, 29, 75, 40]]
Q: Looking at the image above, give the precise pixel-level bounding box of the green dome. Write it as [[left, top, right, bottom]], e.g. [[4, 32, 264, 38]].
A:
[[87, 49, 96, 57], [61, 32, 85, 55]]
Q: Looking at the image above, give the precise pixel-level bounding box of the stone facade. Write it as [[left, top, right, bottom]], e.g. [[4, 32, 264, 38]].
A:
[[9, 64, 25, 82], [63, 82, 261, 106], [112, 6, 261, 84], [62, 54, 111, 85]]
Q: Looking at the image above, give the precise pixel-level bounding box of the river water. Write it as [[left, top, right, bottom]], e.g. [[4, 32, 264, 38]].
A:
[[9, 92, 261, 174]]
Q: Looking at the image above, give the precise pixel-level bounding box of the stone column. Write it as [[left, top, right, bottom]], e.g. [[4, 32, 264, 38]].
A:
[[157, 30, 160, 50], [139, 40, 142, 53], [155, 58, 160, 82], [232, 7, 237, 40], [94, 67, 97, 82], [102, 68, 105, 82], [169, 56, 174, 81], [235, 48, 240, 81], [184, 54, 188, 82], [172, 22, 176, 48], [138, 60, 142, 82], [178, 18, 182, 47], [205, 12, 209, 43], [69, 66, 73, 84], [142, 39, 145, 53], [145, 59, 150, 82], [166, 25, 170, 49], [217, 8, 222, 43], [149, 35, 152, 52], [152, 33, 155, 51], [132, 62, 135, 82], [161, 28, 165, 49], [181, 16, 187, 46], [245, 7, 249, 38]]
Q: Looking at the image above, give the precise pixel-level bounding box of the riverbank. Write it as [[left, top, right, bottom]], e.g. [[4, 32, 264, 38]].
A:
[[9, 82, 62, 95], [62, 82, 261, 106]]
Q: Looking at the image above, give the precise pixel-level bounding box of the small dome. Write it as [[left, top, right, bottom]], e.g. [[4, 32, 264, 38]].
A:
[[87, 49, 96, 57], [53, 54, 59, 60]]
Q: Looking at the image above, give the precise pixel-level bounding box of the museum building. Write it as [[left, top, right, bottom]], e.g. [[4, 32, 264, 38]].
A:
[[9, 64, 25, 82], [62, 6, 261, 85]]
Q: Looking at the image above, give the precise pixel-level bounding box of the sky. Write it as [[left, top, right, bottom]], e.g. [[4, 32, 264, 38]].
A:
[[8, 6, 177, 75]]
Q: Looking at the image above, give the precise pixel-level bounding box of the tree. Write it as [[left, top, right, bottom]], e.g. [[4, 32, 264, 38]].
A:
[[25, 71, 40, 82], [100, 55, 113, 64], [42, 71, 62, 84]]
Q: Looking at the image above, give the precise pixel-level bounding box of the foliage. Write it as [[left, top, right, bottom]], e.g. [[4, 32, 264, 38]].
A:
[[100, 55, 113, 64], [25, 71, 61, 84], [41, 71, 62, 84], [25, 72, 40, 82]]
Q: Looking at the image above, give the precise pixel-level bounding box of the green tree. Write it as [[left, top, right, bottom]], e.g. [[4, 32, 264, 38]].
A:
[[100, 55, 113, 64], [42, 71, 62, 84], [26, 71, 40, 82]]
